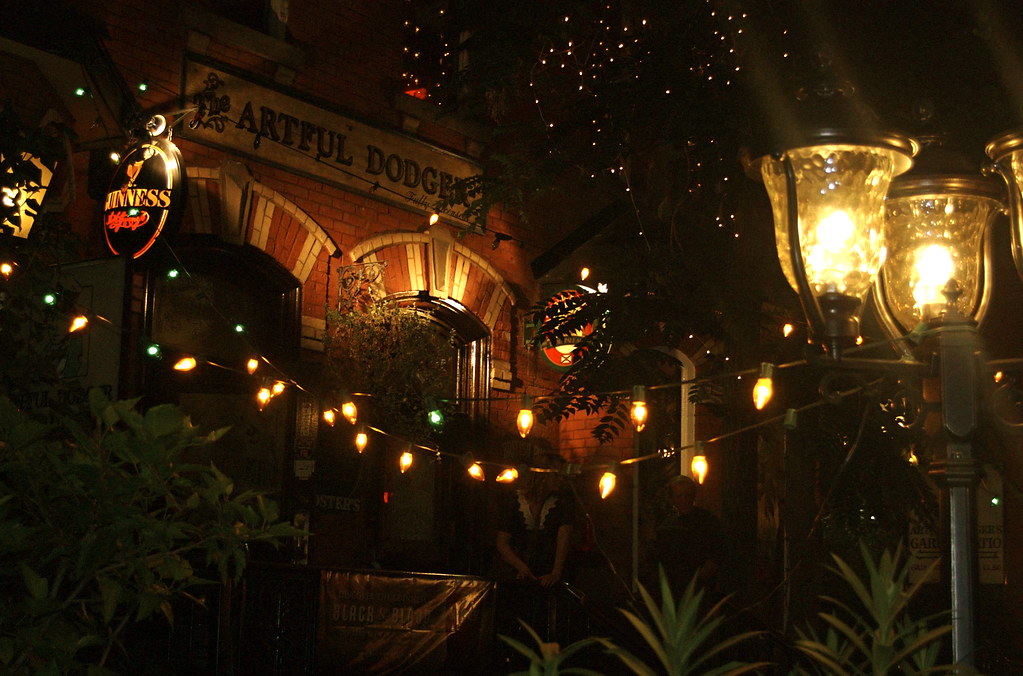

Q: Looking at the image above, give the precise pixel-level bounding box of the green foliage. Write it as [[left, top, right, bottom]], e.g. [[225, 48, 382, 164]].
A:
[[790, 544, 973, 675], [0, 389, 301, 674], [601, 568, 769, 676], [528, 251, 758, 443], [324, 302, 452, 442], [499, 621, 604, 676], [0, 217, 81, 405]]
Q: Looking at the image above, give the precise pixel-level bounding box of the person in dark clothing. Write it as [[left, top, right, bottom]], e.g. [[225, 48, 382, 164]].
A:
[[492, 453, 575, 652], [494, 458, 574, 587], [651, 474, 725, 595]]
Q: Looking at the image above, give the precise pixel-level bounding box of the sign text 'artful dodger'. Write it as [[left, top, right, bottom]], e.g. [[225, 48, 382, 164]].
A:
[[182, 61, 479, 221]]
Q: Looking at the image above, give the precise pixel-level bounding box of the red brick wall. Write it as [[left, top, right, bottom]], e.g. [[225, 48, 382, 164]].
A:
[[57, 0, 623, 466]]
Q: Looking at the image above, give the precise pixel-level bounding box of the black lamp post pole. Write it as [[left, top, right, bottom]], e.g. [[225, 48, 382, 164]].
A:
[[924, 307, 983, 666]]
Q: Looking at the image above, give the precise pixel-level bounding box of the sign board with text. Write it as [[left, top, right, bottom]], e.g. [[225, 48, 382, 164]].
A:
[[180, 58, 480, 223], [908, 466, 1004, 585]]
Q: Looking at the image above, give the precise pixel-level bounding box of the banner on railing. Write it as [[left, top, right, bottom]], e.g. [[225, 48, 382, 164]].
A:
[[317, 570, 494, 674]]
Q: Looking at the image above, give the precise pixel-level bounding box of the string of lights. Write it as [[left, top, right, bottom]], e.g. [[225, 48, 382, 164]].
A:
[[2, 229, 954, 500]]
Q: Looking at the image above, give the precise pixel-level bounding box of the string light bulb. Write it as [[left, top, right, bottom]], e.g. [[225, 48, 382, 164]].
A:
[[599, 462, 619, 499], [782, 323, 794, 337], [256, 387, 272, 410], [425, 396, 443, 427], [323, 409, 336, 426], [516, 394, 534, 438], [355, 426, 368, 453], [69, 315, 89, 333], [495, 467, 519, 483], [753, 363, 775, 411], [271, 381, 286, 396], [429, 213, 440, 225], [173, 357, 197, 371], [465, 457, 485, 482], [246, 358, 259, 374], [341, 396, 357, 425], [399, 448, 414, 474], [630, 385, 648, 432], [691, 447, 709, 485], [0, 262, 13, 278]]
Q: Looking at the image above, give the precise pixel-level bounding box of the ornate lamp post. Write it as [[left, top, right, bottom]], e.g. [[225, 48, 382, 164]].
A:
[[756, 127, 1021, 665]]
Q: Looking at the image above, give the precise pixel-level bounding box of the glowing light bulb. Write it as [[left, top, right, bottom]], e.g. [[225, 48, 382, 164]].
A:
[[429, 213, 440, 225], [0, 262, 12, 278], [467, 461, 485, 481], [782, 323, 794, 337], [173, 357, 197, 371], [355, 428, 368, 453], [399, 450, 414, 474], [630, 386, 647, 432], [323, 409, 336, 426], [580, 267, 590, 281], [516, 395, 534, 438], [426, 397, 443, 426], [994, 371, 1004, 383], [753, 363, 774, 411], [256, 387, 272, 409], [341, 399, 357, 425], [691, 455, 708, 485], [69, 315, 89, 333], [495, 467, 519, 483], [246, 358, 259, 374], [599, 469, 617, 499], [912, 244, 955, 310], [271, 381, 286, 396]]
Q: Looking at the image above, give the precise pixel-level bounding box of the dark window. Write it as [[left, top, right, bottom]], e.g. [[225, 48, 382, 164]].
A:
[[142, 240, 301, 493]]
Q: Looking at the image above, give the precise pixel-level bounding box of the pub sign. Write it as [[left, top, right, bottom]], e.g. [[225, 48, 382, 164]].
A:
[[102, 138, 185, 258]]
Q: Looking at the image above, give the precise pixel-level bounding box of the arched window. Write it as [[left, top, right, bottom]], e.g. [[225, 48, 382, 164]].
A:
[[142, 237, 301, 493], [388, 292, 491, 421]]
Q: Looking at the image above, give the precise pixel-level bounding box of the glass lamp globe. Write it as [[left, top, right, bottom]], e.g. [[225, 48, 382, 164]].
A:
[[986, 131, 1023, 281], [759, 132, 916, 353], [876, 176, 1003, 336]]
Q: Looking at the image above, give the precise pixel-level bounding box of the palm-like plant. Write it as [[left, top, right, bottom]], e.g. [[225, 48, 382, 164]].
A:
[[601, 569, 769, 676], [791, 543, 975, 675], [499, 620, 604, 676]]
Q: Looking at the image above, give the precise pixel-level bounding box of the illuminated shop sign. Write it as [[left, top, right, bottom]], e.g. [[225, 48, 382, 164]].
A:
[[103, 137, 184, 259], [181, 59, 480, 222]]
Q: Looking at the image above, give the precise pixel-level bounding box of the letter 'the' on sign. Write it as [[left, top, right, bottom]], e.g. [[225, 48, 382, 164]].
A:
[[102, 138, 186, 259]]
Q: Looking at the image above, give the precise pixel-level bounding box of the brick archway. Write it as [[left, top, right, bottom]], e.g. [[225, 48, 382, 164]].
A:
[[186, 165, 339, 351], [347, 225, 514, 332]]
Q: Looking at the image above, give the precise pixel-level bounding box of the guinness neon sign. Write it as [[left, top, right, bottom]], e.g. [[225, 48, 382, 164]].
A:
[[103, 138, 184, 258]]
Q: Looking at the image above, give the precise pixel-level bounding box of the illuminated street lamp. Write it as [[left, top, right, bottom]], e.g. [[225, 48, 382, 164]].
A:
[[758, 130, 917, 356], [756, 127, 1021, 666], [874, 176, 1002, 339]]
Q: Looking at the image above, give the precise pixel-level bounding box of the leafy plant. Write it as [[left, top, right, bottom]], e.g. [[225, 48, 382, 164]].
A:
[[0, 389, 301, 675], [499, 620, 604, 676], [324, 302, 452, 442], [601, 568, 769, 676], [790, 543, 973, 675]]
